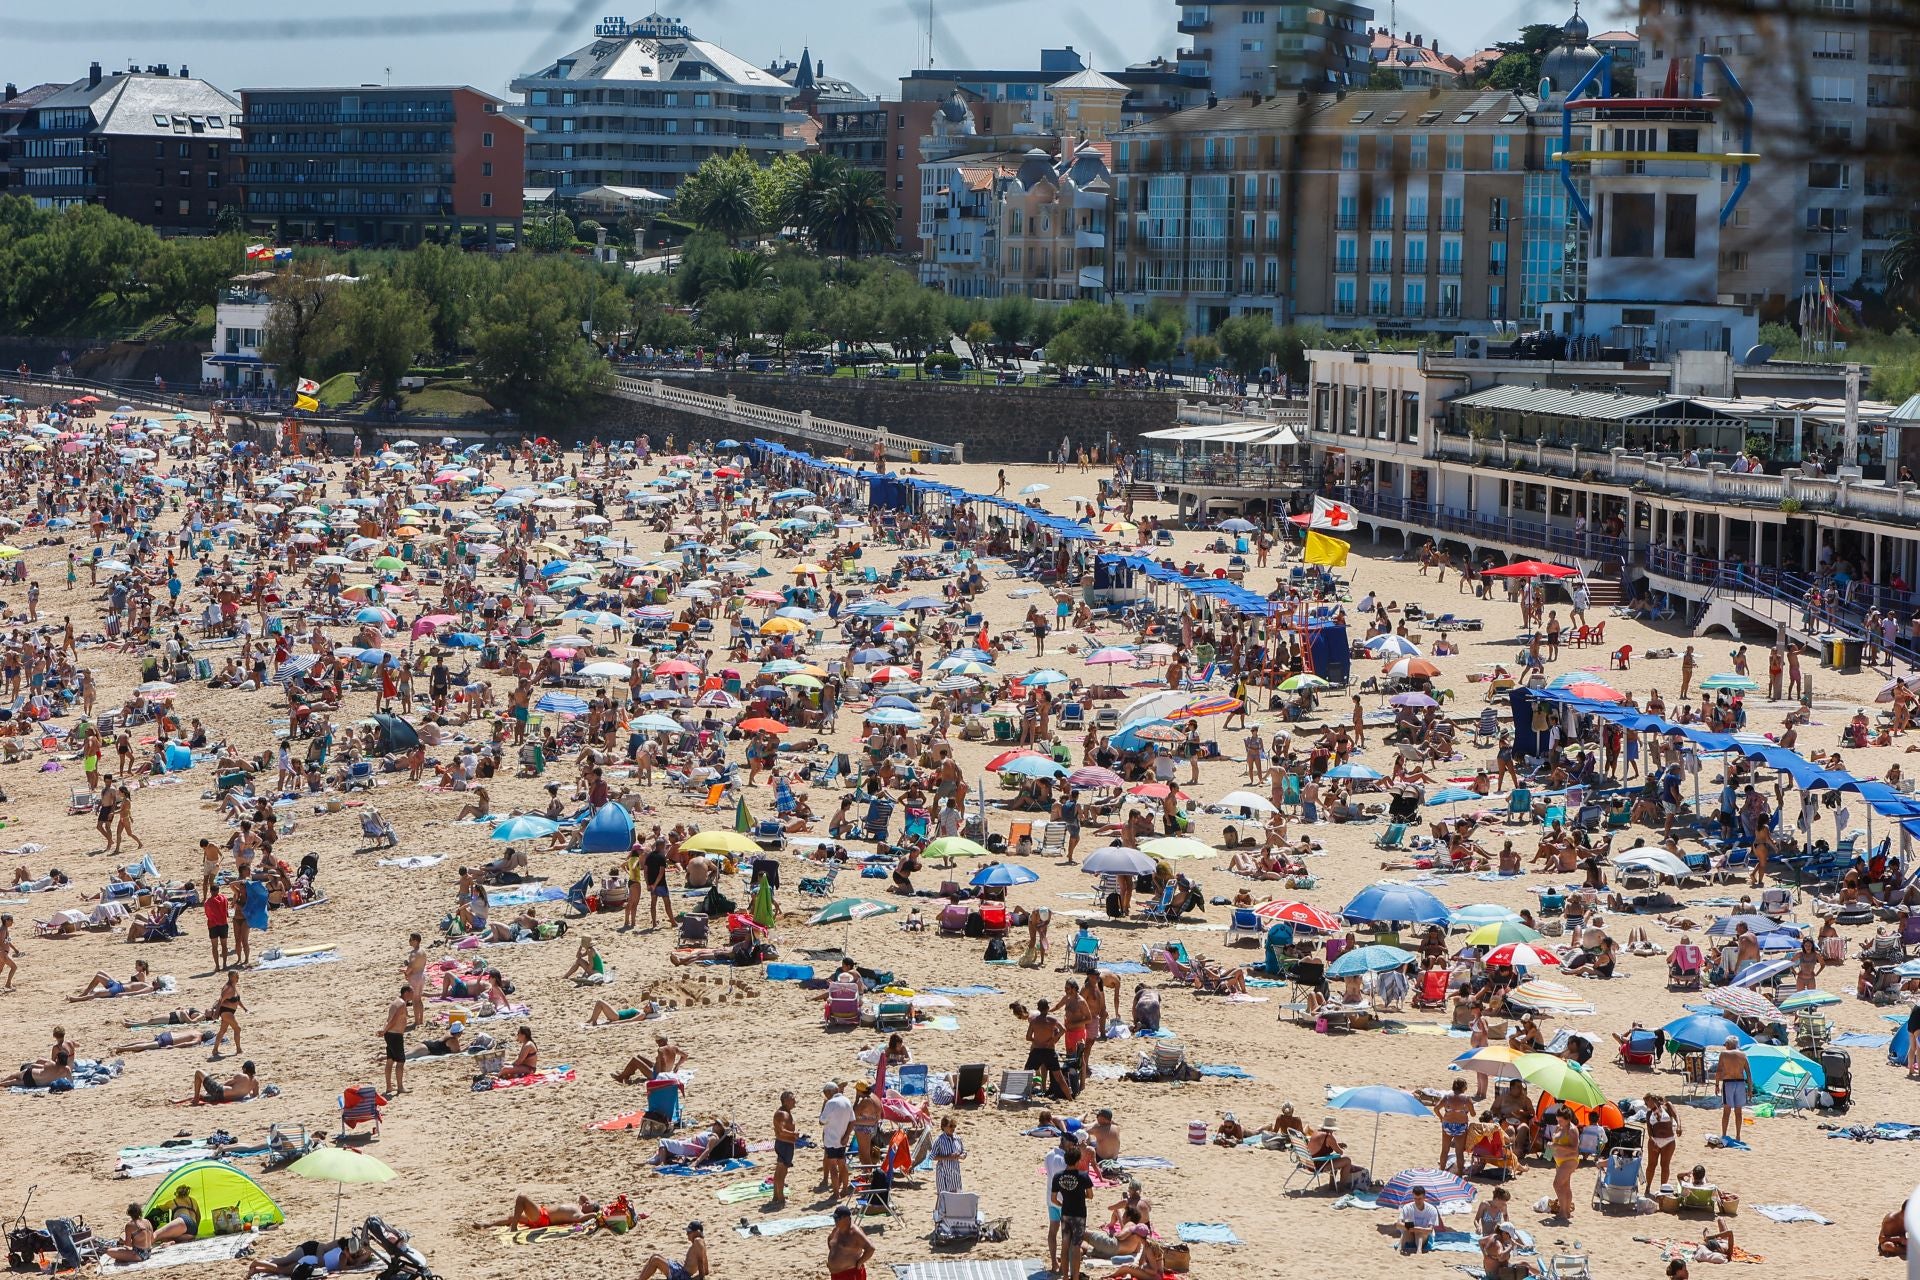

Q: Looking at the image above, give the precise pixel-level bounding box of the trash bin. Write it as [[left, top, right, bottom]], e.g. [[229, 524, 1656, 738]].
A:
[[1833, 636, 1864, 675]]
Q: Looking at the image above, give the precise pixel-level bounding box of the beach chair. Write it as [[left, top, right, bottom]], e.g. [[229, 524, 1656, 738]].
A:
[[823, 978, 862, 1027], [1591, 1146, 1643, 1209], [996, 1068, 1035, 1105], [1503, 788, 1533, 825], [1059, 702, 1085, 730], [1038, 822, 1068, 860], [1374, 823, 1408, 851], [343, 760, 375, 792], [873, 995, 912, 1031], [67, 786, 96, 814], [896, 1063, 930, 1097], [1676, 1181, 1718, 1213], [564, 873, 595, 917], [798, 865, 839, 897], [1758, 887, 1795, 920], [1225, 907, 1266, 947], [1411, 967, 1451, 1010], [1617, 1028, 1659, 1068], [1678, 1051, 1710, 1099], [1546, 1250, 1592, 1280], [1281, 1134, 1333, 1194], [932, 1191, 985, 1246], [338, 1085, 384, 1140], [1094, 707, 1119, 731], [359, 809, 399, 849], [1071, 928, 1101, 973], [130, 900, 186, 943], [1760, 1071, 1816, 1112], [953, 1062, 987, 1106], [1137, 883, 1176, 924]]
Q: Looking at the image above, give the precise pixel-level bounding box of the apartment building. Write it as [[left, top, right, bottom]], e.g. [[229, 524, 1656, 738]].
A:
[[1, 62, 239, 232], [0, 82, 63, 194], [1176, 1, 1375, 96], [1107, 87, 1577, 336], [902, 47, 1201, 136], [237, 85, 525, 247], [509, 13, 801, 198], [1366, 30, 1463, 88], [1638, 0, 1915, 310]]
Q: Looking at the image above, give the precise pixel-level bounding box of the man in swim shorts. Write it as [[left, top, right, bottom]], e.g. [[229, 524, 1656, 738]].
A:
[[1715, 1036, 1752, 1142], [470, 1194, 601, 1231], [1437, 1077, 1475, 1174], [636, 1221, 708, 1280], [825, 1206, 873, 1280]]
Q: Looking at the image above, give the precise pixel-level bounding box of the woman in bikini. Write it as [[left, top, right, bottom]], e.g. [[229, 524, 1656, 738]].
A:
[[469, 1194, 601, 1231], [495, 1026, 538, 1079], [211, 971, 246, 1058], [69, 959, 156, 1001], [1547, 1107, 1581, 1221], [1643, 1093, 1681, 1192]]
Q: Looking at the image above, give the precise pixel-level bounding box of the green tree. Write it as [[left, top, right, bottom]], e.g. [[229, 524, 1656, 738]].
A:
[[1053, 302, 1130, 374], [990, 293, 1036, 354], [260, 258, 349, 387], [698, 288, 760, 349], [962, 320, 994, 365], [523, 209, 575, 253], [394, 241, 478, 358], [819, 284, 882, 356], [674, 150, 764, 244], [674, 230, 735, 305], [470, 266, 610, 420], [344, 276, 432, 398], [213, 205, 247, 237], [1480, 22, 1568, 90], [761, 152, 841, 237], [1186, 334, 1221, 368], [721, 249, 774, 293], [879, 277, 948, 360], [144, 235, 245, 323], [1214, 313, 1279, 375], [1886, 227, 1920, 305], [806, 167, 895, 257]]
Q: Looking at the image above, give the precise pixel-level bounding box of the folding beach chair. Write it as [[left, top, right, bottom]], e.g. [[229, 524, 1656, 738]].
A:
[[339, 1085, 385, 1139]]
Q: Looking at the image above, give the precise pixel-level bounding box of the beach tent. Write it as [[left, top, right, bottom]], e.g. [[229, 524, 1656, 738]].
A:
[[372, 713, 419, 754], [144, 1160, 283, 1237], [579, 801, 634, 854]]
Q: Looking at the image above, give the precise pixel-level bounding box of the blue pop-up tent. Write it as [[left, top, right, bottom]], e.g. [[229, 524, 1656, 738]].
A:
[[579, 802, 634, 854]]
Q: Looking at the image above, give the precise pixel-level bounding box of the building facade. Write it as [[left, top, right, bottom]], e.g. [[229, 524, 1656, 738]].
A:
[[509, 13, 802, 198], [902, 48, 1201, 137], [1108, 87, 1575, 335], [1176, 1, 1375, 96], [0, 82, 64, 194], [1, 63, 239, 232], [237, 85, 524, 246], [1366, 29, 1463, 87], [1638, 0, 1916, 309], [200, 271, 275, 391]]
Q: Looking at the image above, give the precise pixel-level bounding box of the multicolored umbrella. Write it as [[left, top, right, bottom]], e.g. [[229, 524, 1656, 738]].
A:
[[1464, 922, 1543, 947], [1482, 942, 1563, 969], [1167, 694, 1241, 719], [1450, 1044, 1528, 1079], [1376, 1168, 1477, 1211], [1704, 985, 1785, 1023], [1508, 980, 1595, 1016], [1066, 766, 1125, 789], [1254, 900, 1343, 932]]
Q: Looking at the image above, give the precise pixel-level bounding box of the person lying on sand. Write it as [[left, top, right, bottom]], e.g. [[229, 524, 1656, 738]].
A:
[[405, 1025, 482, 1059], [121, 1007, 207, 1027], [588, 999, 661, 1027], [112, 1027, 214, 1053], [637, 1221, 709, 1280], [470, 1194, 602, 1231], [435, 968, 510, 1005], [68, 960, 158, 1001], [172, 1061, 259, 1105]]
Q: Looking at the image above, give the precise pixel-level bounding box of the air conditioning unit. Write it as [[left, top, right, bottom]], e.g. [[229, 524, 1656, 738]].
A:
[[1454, 335, 1489, 359]]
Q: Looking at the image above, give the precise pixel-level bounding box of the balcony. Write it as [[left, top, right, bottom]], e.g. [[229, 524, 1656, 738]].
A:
[[1333, 257, 1358, 273], [1367, 299, 1392, 316], [1176, 15, 1213, 33], [1367, 258, 1394, 275], [1176, 47, 1211, 59], [1333, 299, 1358, 315], [1437, 261, 1462, 276], [1404, 258, 1428, 275], [1334, 214, 1360, 229], [1074, 228, 1105, 249], [1370, 215, 1395, 231], [1403, 214, 1427, 231], [243, 108, 454, 125], [1487, 260, 1506, 277], [235, 141, 450, 155], [1439, 215, 1464, 231]]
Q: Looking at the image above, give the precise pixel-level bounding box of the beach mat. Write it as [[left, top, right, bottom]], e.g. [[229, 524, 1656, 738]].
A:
[[495, 1221, 599, 1245], [892, 1260, 1049, 1280], [1753, 1204, 1832, 1225], [1177, 1223, 1242, 1245], [1195, 1063, 1253, 1079], [734, 1214, 834, 1238], [589, 1110, 650, 1132], [655, 1158, 755, 1176], [489, 1065, 575, 1090], [98, 1236, 255, 1273], [716, 1178, 775, 1205], [254, 949, 341, 971]]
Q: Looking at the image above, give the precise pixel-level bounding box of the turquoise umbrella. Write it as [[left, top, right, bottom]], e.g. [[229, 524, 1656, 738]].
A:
[[491, 815, 558, 840]]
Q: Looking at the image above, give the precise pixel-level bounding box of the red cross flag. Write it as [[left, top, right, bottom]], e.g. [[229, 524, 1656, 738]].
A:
[[1310, 496, 1356, 532], [296, 377, 320, 396]]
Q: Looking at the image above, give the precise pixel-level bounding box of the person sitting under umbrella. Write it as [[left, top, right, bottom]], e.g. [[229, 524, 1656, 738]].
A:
[[1305, 1116, 1356, 1192]]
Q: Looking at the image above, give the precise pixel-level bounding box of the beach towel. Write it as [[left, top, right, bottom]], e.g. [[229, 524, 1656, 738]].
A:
[[488, 1065, 575, 1090], [97, 1235, 256, 1273], [1110, 1156, 1177, 1171], [378, 855, 446, 869], [486, 883, 567, 906], [1753, 1204, 1832, 1225], [12, 1057, 121, 1095], [1097, 961, 1150, 976], [1705, 1135, 1751, 1151], [242, 879, 269, 933], [654, 1158, 755, 1176], [926, 985, 1003, 997], [1246, 977, 1288, 988], [1195, 1063, 1253, 1079], [254, 949, 341, 971], [495, 1221, 599, 1245], [589, 1110, 650, 1132], [1393, 1231, 1481, 1255], [733, 1214, 835, 1238], [1832, 1032, 1892, 1049], [1827, 1122, 1920, 1141], [715, 1178, 775, 1204], [1177, 1223, 1242, 1245], [1331, 1191, 1381, 1211]]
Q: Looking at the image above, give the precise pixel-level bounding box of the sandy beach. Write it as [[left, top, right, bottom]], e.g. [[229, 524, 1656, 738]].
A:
[[2, 419, 1915, 1280]]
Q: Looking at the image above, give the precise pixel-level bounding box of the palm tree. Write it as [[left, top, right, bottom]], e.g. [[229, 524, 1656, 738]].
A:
[[677, 156, 761, 245], [722, 250, 773, 293], [1886, 225, 1920, 304], [772, 153, 845, 237], [807, 169, 895, 259]]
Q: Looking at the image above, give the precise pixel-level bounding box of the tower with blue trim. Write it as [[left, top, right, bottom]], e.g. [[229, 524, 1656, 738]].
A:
[[1535, 6, 1760, 362]]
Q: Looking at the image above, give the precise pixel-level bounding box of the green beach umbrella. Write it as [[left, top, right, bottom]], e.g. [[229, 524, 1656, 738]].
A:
[[1514, 1054, 1605, 1109], [289, 1147, 396, 1237]]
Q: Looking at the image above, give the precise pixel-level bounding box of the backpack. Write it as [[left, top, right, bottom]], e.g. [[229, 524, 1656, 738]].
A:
[[982, 936, 1008, 962]]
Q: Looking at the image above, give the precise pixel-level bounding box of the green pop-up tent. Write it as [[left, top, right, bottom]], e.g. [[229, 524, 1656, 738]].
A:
[[143, 1160, 284, 1237]]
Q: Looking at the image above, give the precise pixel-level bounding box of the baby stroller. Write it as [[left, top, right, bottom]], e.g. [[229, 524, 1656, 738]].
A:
[[1591, 1126, 1643, 1210], [363, 1216, 438, 1280]]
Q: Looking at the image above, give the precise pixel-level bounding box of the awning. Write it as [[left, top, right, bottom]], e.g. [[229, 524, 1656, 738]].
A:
[[1141, 422, 1280, 442], [203, 353, 267, 366]]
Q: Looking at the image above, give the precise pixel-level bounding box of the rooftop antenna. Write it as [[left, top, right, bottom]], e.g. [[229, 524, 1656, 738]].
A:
[[927, 0, 934, 68]]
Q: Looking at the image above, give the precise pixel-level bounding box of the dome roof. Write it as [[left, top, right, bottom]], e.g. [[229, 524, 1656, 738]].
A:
[[1562, 7, 1589, 46], [1541, 42, 1601, 92], [938, 91, 968, 123]]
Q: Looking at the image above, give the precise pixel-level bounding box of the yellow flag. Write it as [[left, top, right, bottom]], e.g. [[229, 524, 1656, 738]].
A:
[[1303, 530, 1349, 567], [294, 394, 319, 413]]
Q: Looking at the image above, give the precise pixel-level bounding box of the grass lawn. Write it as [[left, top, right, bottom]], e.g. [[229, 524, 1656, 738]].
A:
[[315, 372, 360, 408], [398, 379, 493, 416]]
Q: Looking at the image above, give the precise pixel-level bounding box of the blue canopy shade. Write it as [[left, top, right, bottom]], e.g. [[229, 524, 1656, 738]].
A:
[[579, 802, 634, 854], [970, 863, 1041, 887], [1343, 882, 1450, 926]]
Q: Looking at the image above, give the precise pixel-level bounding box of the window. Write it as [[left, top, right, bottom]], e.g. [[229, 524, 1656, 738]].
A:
[[1335, 194, 1358, 229], [1492, 134, 1510, 171], [481, 192, 493, 208], [1406, 193, 1427, 229], [1808, 162, 1850, 189], [1340, 134, 1359, 169], [154, 142, 165, 159], [482, 132, 494, 147], [1404, 280, 1425, 315], [1488, 196, 1508, 230], [1609, 192, 1656, 256], [482, 161, 493, 176], [1335, 235, 1357, 271], [1805, 251, 1849, 277], [1807, 206, 1847, 231], [1245, 8, 1265, 19], [1334, 278, 1357, 314], [1369, 235, 1392, 273], [1444, 134, 1464, 170], [177, 199, 190, 216], [1813, 29, 1856, 59], [1368, 279, 1390, 315], [1811, 76, 1854, 101], [1488, 241, 1507, 277], [1405, 239, 1427, 271], [1440, 194, 1462, 231], [207, 172, 219, 188], [1240, 38, 1263, 52]]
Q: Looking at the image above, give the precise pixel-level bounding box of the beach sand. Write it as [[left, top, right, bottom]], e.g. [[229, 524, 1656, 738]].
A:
[[0, 436, 1911, 1280]]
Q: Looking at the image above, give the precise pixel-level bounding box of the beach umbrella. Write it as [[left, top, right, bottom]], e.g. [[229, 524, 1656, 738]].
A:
[[864, 706, 924, 727], [1661, 1013, 1752, 1050], [1252, 900, 1342, 932], [999, 755, 1067, 779], [1611, 849, 1692, 880], [1018, 483, 1050, 496], [534, 692, 589, 717], [1326, 1085, 1433, 1172], [1777, 989, 1840, 1012], [681, 831, 762, 855], [1481, 561, 1576, 579], [1514, 1054, 1605, 1109], [985, 749, 1045, 771], [1706, 914, 1790, 938], [1067, 767, 1125, 790], [1327, 944, 1418, 977], [1482, 942, 1562, 969], [1745, 1045, 1825, 1092], [1377, 1168, 1476, 1212], [1123, 689, 1196, 724], [1728, 959, 1795, 988], [1020, 669, 1072, 689], [1365, 634, 1421, 657], [1386, 657, 1442, 679], [1167, 694, 1241, 720], [1080, 846, 1157, 876], [1449, 904, 1522, 928], [1450, 1044, 1528, 1080], [1704, 985, 1786, 1024], [1084, 647, 1137, 666], [809, 896, 898, 954], [1464, 922, 1542, 947], [289, 1147, 395, 1238], [1138, 836, 1213, 860], [579, 661, 632, 679], [629, 713, 683, 733], [1425, 786, 1481, 807], [970, 863, 1040, 888], [1126, 782, 1188, 800], [1507, 980, 1594, 1015], [1698, 673, 1758, 692], [1216, 518, 1257, 533], [924, 836, 991, 861], [1559, 682, 1626, 703], [1117, 722, 1184, 746], [1387, 692, 1439, 708], [1215, 789, 1279, 814], [490, 815, 559, 841], [1324, 762, 1383, 781], [1342, 882, 1450, 926], [1278, 673, 1331, 691]]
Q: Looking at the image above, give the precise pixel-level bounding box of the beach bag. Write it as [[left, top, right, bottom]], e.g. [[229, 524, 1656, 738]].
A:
[[212, 1207, 244, 1235], [983, 936, 1008, 962], [1163, 1244, 1191, 1274]]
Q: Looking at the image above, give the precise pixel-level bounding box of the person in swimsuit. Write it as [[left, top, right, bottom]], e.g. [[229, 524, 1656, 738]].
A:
[[636, 1221, 709, 1280], [587, 999, 656, 1026], [104, 1204, 156, 1264], [1715, 1036, 1752, 1141], [176, 1060, 259, 1106], [1643, 1093, 1681, 1191], [1547, 1108, 1580, 1221], [112, 1027, 215, 1054], [211, 971, 245, 1058], [562, 936, 606, 983], [826, 1206, 874, 1280], [405, 1026, 468, 1059], [469, 1194, 601, 1231], [153, 1187, 199, 1243], [69, 960, 155, 1001], [1437, 1077, 1475, 1173], [770, 1090, 798, 1207], [496, 1025, 538, 1079]]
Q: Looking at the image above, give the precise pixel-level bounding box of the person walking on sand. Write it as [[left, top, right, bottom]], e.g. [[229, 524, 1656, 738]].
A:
[[383, 987, 411, 1095], [210, 971, 245, 1059], [1715, 1035, 1752, 1142], [826, 1206, 873, 1280], [0, 913, 19, 990], [403, 933, 428, 1029], [1679, 646, 1697, 699]]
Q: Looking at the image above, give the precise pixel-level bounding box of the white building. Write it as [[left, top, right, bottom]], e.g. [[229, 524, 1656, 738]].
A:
[[201, 272, 275, 392], [509, 12, 803, 198]]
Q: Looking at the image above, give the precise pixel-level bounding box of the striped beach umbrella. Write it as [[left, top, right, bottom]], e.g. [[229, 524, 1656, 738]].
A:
[[1704, 985, 1786, 1024], [1508, 980, 1595, 1016], [1377, 1168, 1477, 1211]]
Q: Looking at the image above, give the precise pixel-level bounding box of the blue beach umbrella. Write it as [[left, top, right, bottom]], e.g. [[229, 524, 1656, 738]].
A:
[[1343, 882, 1451, 926], [970, 864, 1041, 888], [1326, 944, 1418, 977], [491, 815, 559, 841]]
